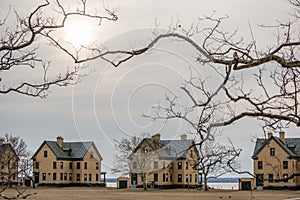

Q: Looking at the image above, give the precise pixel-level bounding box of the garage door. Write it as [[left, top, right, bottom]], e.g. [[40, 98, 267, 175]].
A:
[[241, 181, 251, 190], [119, 180, 127, 189]]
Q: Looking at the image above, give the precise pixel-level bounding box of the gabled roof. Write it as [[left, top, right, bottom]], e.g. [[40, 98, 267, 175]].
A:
[[133, 136, 196, 160], [0, 143, 19, 160], [158, 139, 195, 159], [32, 140, 102, 161], [252, 136, 300, 159]]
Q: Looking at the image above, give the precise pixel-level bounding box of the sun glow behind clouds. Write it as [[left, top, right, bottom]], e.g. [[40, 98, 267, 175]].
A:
[[64, 18, 97, 49]]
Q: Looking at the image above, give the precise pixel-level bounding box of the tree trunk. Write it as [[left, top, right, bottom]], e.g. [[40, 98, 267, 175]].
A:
[[30, 177, 36, 188], [142, 173, 147, 190], [203, 174, 209, 191]]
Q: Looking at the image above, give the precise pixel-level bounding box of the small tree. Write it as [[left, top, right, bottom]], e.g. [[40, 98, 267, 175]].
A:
[[0, 139, 18, 188], [0, 134, 34, 199], [129, 144, 157, 190], [196, 138, 241, 191], [3, 134, 32, 177], [111, 136, 143, 176], [112, 134, 157, 190]]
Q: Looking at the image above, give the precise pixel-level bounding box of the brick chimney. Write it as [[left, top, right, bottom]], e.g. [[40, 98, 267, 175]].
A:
[[56, 136, 64, 148], [152, 134, 161, 143], [279, 131, 285, 144], [181, 134, 187, 141], [267, 132, 273, 139], [0, 138, 4, 146]]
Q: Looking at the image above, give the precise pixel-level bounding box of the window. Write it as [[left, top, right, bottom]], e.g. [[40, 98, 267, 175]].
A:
[[268, 174, 273, 182], [89, 174, 92, 182], [170, 174, 173, 182], [283, 161, 288, 169], [53, 173, 57, 181], [64, 173, 67, 180], [12, 162, 17, 169], [53, 162, 57, 169], [270, 148, 275, 156], [96, 162, 99, 170], [178, 174, 182, 182], [154, 173, 158, 181], [143, 149, 148, 157], [186, 162, 189, 170], [133, 162, 137, 169], [283, 174, 289, 182], [84, 174, 87, 181], [60, 162, 63, 169], [178, 162, 182, 169], [258, 161, 263, 170], [60, 173, 63, 181], [186, 174, 189, 182], [90, 152, 94, 158], [69, 162, 72, 169], [166, 173, 169, 182], [12, 174, 15, 180], [76, 174, 80, 181], [195, 174, 198, 183], [84, 162, 88, 170], [69, 173, 72, 181], [77, 162, 80, 169], [163, 173, 166, 182], [35, 162, 39, 169], [154, 161, 158, 169], [190, 150, 193, 157], [170, 163, 173, 169], [44, 150, 48, 158], [190, 174, 192, 183], [42, 173, 46, 181], [96, 174, 99, 182]]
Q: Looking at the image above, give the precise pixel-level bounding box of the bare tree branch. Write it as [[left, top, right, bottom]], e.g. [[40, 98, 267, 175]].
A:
[[0, 134, 35, 199], [0, 0, 117, 98]]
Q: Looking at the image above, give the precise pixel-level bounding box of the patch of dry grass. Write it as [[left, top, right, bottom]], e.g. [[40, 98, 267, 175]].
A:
[[2, 187, 300, 200]]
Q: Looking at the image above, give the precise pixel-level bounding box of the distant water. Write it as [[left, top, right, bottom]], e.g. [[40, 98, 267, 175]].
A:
[[106, 182, 117, 188], [208, 182, 238, 190], [106, 182, 238, 190]]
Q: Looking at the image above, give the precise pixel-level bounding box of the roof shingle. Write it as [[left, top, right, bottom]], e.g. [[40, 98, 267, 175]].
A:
[[32, 140, 102, 161], [137, 137, 194, 160]]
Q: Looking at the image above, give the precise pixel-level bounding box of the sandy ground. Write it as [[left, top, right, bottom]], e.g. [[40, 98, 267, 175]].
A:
[[2, 187, 300, 200]]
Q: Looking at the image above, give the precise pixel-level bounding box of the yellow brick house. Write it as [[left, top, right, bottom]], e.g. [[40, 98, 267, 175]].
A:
[[252, 132, 300, 189], [0, 138, 19, 186], [32, 136, 105, 186], [129, 134, 200, 188]]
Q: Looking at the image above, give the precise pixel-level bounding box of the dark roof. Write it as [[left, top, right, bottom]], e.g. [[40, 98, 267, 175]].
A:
[[159, 139, 195, 159], [0, 144, 10, 156], [144, 138, 164, 150], [32, 140, 102, 161], [252, 136, 300, 159], [134, 137, 195, 160], [0, 144, 18, 159]]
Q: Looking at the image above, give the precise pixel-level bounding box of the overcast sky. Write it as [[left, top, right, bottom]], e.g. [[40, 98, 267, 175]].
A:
[[0, 0, 298, 177]]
